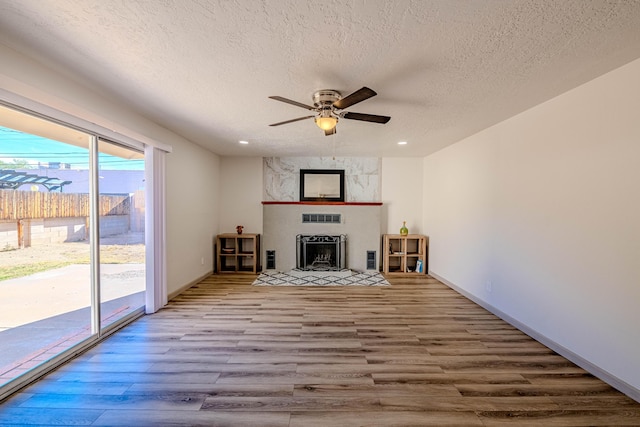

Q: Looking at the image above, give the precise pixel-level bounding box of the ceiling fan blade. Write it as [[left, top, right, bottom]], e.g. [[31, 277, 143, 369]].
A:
[[342, 112, 391, 124], [332, 87, 377, 110], [268, 96, 316, 110], [269, 115, 315, 126], [324, 127, 337, 136]]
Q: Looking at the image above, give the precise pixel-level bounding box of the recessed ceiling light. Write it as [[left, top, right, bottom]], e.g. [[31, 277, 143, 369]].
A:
[[239, 140, 249, 144], [398, 141, 407, 145]]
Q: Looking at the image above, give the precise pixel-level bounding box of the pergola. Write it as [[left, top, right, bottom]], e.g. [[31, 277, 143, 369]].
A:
[[0, 169, 72, 192]]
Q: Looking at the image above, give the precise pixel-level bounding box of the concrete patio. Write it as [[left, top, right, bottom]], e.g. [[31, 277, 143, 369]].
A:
[[0, 264, 144, 385]]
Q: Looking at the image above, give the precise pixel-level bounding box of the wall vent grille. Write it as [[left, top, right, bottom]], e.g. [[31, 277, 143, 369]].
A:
[[302, 213, 341, 224], [366, 251, 376, 270], [266, 250, 276, 270]]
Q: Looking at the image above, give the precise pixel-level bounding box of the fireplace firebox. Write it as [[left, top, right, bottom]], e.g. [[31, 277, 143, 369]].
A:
[[296, 234, 346, 271]]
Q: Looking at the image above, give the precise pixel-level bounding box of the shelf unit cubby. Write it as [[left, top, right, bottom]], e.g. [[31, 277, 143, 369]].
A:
[[382, 234, 428, 275], [216, 233, 261, 274]]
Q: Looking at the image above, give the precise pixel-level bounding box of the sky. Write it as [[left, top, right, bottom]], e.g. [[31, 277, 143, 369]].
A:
[[0, 126, 144, 170]]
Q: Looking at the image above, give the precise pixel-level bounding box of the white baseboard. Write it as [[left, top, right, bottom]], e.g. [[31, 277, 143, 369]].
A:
[[168, 270, 212, 301], [429, 271, 640, 403]]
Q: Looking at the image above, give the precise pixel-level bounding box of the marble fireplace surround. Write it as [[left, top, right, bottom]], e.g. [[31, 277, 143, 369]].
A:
[[263, 157, 381, 202], [262, 202, 382, 272]]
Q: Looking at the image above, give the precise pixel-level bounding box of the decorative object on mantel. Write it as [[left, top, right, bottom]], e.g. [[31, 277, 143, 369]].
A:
[[252, 270, 390, 286], [236, 225, 243, 235], [400, 221, 408, 236]]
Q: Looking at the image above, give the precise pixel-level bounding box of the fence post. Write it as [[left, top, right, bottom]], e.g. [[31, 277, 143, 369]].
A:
[[17, 219, 23, 249], [24, 219, 31, 248]]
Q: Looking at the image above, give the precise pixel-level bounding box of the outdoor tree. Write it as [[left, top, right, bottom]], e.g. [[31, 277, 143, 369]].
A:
[[0, 159, 33, 169]]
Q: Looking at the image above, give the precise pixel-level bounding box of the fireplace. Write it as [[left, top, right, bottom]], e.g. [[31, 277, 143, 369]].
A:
[[263, 204, 381, 272], [296, 234, 346, 271]]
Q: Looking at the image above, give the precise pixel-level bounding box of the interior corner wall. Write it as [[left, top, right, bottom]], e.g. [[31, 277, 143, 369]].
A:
[[0, 42, 221, 298], [218, 156, 264, 235], [423, 57, 640, 395], [381, 157, 424, 235]]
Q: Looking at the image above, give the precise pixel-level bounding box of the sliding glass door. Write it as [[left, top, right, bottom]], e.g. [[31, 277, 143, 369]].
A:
[[0, 103, 146, 393], [98, 139, 145, 330]]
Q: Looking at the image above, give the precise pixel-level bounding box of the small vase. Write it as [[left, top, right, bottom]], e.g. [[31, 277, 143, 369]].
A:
[[400, 221, 408, 236]]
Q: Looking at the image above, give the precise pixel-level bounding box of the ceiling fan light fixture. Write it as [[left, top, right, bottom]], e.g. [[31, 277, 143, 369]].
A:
[[315, 116, 338, 131], [315, 108, 338, 131]]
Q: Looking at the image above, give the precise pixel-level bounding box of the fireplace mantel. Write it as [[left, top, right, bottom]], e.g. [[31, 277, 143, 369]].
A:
[[262, 201, 383, 206]]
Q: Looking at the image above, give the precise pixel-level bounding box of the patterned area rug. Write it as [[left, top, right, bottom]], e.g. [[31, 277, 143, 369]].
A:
[[252, 270, 390, 286]]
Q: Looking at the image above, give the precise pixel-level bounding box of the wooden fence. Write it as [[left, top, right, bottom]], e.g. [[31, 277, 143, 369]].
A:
[[0, 189, 130, 220]]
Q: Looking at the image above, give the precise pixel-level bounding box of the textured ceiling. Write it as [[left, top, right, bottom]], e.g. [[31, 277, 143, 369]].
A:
[[1, 0, 640, 157]]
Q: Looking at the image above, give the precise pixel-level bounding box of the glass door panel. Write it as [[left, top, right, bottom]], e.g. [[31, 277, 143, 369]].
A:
[[97, 139, 145, 330], [0, 106, 93, 386]]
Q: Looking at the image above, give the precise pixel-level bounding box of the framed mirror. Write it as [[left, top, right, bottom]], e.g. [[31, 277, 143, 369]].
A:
[[299, 169, 345, 202]]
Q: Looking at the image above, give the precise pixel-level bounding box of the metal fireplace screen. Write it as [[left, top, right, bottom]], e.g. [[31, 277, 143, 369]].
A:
[[296, 234, 347, 271]]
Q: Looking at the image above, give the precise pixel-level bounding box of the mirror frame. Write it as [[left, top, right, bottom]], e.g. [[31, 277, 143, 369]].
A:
[[299, 169, 345, 202]]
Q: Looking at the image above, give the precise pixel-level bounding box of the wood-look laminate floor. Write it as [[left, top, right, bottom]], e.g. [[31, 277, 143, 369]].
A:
[[1, 274, 639, 426]]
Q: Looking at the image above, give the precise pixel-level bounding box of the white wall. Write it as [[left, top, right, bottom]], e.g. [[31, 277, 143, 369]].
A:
[[423, 58, 640, 396], [381, 158, 424, 235], [165, 143, 219, 294], [219, 157, 263, 235], [0, 42, 221, 297]]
